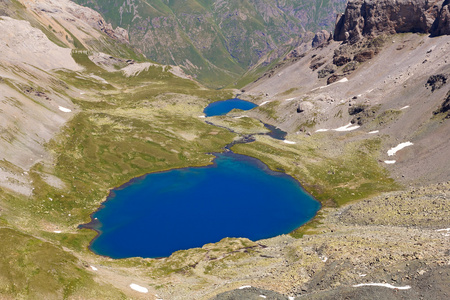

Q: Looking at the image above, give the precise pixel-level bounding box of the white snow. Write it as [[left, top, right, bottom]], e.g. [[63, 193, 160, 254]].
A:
[[53, 230, 61, 233], [315, 129, 329, 132], [320, 256, 328, 262], [353, 283, 411, 290], [387, 142, 413, 156], [198, 116, 206, 118], [260, 101, 270, 106], [259, 296, 267, 299], [359, 274, 367, 277], [58, 106, 71, 113], [289, 297, 295, 300], [283, 140, 296, 144], [285, 98, 296, 101], [129, 284, 148, 293], [384, 160, 396, 164], [369, 130, 379, 134], [400, 105, 410, 110], [234, 115, 249, 119], [333, 123, 360, 132], [90, 266, 98, 271], [312, 77, 349, 91], [436, 228, 450, 232], [239, 285, 252, 289]]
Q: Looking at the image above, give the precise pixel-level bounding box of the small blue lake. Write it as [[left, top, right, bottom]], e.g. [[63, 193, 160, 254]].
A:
[[89, 153, 320, 259], [204, 98, 258, 117]]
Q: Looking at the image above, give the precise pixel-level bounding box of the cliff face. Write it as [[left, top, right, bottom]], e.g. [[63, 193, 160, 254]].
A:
[[334, 0, 448, 43], [432, 0, 450, 35]]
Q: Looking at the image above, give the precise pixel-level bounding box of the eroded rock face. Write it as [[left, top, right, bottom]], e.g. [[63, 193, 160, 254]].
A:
[[432, 0, 450, 35], [334, 0, 445, 43], [312, 30, 332, 48]]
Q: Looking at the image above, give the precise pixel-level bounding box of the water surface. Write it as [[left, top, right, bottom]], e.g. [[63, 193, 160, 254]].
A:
[[89, 153, 320, 258], [204, 98, 258, 117]]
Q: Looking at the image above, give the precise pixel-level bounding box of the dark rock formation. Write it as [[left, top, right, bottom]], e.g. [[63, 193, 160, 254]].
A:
[[434, 90, 450, 116], [342, 61, 358, 73], [334, 0, 445, 43], [327, 74, 345, 84], [312, 30, 332, 48], [310, 55, 325, 70], [318, 64, 337, 78], [333, 55, 351, 66], [432, 0, 450, 35], [353, 50, 375, 62], [426, 74, 448, 91]]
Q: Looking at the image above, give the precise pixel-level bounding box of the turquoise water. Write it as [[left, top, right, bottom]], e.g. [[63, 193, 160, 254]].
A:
[[89, 153, 320, 258], [204, 98, 258, 117]]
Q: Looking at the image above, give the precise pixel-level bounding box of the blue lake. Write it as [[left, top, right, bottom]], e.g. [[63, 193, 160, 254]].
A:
[[204, 98, 258, 117], [89, 153, 320, 259]]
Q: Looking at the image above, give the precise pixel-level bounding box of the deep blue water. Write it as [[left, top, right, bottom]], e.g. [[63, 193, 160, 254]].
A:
[[89, 153, 320, 259], [204, 98, 258, 117]]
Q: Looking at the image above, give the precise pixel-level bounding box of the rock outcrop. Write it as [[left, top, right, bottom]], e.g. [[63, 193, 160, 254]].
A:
[[312, 30, 332, 48], [334, 0, 446, 43], [432, 0, 450, 35]]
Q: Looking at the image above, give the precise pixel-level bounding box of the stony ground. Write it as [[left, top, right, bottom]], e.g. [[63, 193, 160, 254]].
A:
[[205, 182, 450, 300]]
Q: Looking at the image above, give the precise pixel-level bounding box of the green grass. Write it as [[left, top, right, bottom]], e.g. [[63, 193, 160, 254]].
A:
[[232, 136, 400, 208], [0, 228, 126, 299]]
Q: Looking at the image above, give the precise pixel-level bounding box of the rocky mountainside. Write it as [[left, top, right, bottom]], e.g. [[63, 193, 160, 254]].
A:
[[242, 0, 450, 186], [334, 0, 449, 42], [73, 0, 347, 87]]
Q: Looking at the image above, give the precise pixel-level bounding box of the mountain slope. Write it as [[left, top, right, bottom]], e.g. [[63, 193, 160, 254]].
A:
[[73, 0, 347, 87]]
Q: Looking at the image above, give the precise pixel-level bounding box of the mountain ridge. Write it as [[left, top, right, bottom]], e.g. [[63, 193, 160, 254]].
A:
[[73, 0, 347, 87]]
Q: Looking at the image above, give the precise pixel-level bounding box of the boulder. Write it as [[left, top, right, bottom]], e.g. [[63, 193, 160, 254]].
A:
[[312, 30, 332, 48]]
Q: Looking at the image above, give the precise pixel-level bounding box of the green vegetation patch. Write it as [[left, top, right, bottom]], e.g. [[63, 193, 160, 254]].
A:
[[0, 228, 125, 299], [232, 136, 399, 208]]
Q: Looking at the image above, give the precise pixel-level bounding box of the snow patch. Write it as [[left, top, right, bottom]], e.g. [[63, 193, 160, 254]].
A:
[[436, 228, 450, 232], [285, 98, 296, 101], [315, 129, 329, 132], [320, 256, 328, 262], [353, 283, 411, 290], [259, 296, 267, 299], [369, 130, 379, 134], [239, 285, 252, 289], [400, 105, 410, 110], [384, 160, 396, 164], [260, 101, 270, 106], [90, 266, 98, 271], [198, 116, 206, 118], [129, 284, 148, 293], [53, 230, 61, 233], [333, 123, 360, 132], [387, 142, 413, 156], [283, 140, 296, 145], [234, 115, 249, 119], [58, 106, 71, 113]]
